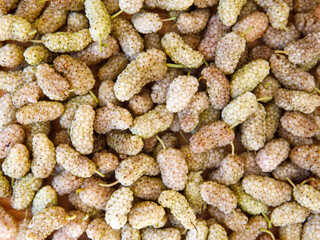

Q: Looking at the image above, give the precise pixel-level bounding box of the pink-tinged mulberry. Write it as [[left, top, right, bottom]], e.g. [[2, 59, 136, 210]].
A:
[[54, 55, 95, 95], [56, 144, 97, 178], [189, 121, 235, 153], [201, 67, 230, 110], [215, 32, 246, 75], [157, 147, 188, 191], [200, 181, 237, 214]]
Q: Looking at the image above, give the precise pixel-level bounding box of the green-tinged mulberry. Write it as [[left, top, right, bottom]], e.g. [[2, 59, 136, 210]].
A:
[[31, 185, 58, 216], [59, 210, 90, 239], [115, 153, 160, 186], [2, 143, 30, 178], [24, 45, 52, 66], [200, 181, 237, 214], [242, 175, 292, 206], [161, 32, 204, 68], [0, 66, 37, 94], [105, 187, 134, 229], [54, 55, 95, 96], [240, 103, 266, 151], [180, 145, 207, 172], [26, 206, 69, 239], [31, 133, 56, 178], [230, 59, 270, 98], [36, 63, 70, 101], [41, 29, 92, 53], [34, 6, 68, 34], [230, 183, 269, 215], [184, 172, 207, 214], [274, 89, 320, 114], [106, 131, 144, 155], [215, 32, 246, 75], [158, 190, 196, 229], [201, 67, 230, 110], [16, 101, 64, 125], [157, 147, 188, 191], [265, 103, 281, 141], [254, 0, 290, 29], [222, 91, 258, 127], [190, 121, 235, 153], [11, 173, 43, 210], [207, 223, 228, 240], [145, 0, 193, 11], [0, 169, 11, 197], [130, 105, 174, 139], [85, 0, 111, 42], [0, 14, 35, 42], [70, 104, 94, 155], [114, 49, 167, 102], [119, 0, 144, 14], [60, 94, 98, 129], [293, 183, 320, 212], [186, 219, 209, 240], [56, 144, 97, 178], [141, 227, 181, 240], [0, 94, 16, 131], [218, 0, 247, 27], [86, 217, 121, 240], [128, 201, 166, 229], [271, 201, 311, 226]]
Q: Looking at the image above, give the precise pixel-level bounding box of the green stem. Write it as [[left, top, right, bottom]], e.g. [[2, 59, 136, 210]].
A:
[[99, 180, 119, 187], [111, 10, 124, 19], [156, 135, 166, 150]]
